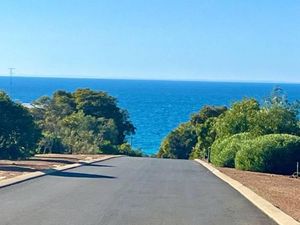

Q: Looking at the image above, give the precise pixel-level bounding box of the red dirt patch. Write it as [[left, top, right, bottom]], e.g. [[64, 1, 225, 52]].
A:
[[219, 167, 300, 222], [0, 154, 109, 180]]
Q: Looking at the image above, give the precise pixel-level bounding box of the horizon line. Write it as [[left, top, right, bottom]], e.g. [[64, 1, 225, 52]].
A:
[[0, 74, 299, 85]]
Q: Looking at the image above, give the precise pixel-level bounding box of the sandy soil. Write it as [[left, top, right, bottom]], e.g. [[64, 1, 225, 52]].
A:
[[219, 167, 300, 222], [0, 154, 108, 180]]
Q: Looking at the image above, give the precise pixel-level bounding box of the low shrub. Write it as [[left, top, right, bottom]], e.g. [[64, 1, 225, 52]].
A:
[[210, 133, 253, 167], [118, 143, 143, 157], [235, 134, 300, 174]]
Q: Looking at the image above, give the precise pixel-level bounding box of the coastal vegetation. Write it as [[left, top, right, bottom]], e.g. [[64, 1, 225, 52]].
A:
[[158, 106, 227, 159], [0, 89, 142, 159], [0, 92, 41, 159], [158, 87, 300, 174]]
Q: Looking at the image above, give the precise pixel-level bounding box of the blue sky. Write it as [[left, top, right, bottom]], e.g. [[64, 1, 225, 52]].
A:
[[0, 0, 299, 82]]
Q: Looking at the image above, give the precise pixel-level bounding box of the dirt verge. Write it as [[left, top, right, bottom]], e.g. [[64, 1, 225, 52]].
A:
[[0, 154, 109, 180], [219, 167, 300, 222]]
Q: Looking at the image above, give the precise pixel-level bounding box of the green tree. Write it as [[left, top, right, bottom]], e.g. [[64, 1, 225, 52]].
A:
[[0, 91, 41, 159], [265, 86, 288, 108], [190, 106, 227, 159], [255, 87, 300, 136], [158, 123, 197, 159], [32, 89, 136, 155], [215, 99, 260, 139], [60, 111, 101, 154], [252, 106, 300, 136], [32, 94, 70, 153], [73, 89, 135, 144], [191, 106, 227, 125]]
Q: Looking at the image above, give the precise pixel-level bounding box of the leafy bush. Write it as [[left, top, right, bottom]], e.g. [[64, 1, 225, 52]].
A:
[[37, 134, 65, 154], [210, 133, 253, 167], [214, 99, 260, 139], [252, 106, 300, 136], [189, 106, 227, 159], [158, 123, 197, 159], [235, 134, 300, 174], [191, 106, 227, 125], [99, 140, 119, 155], [0, 92, 41, 159], [190, 117, 220, 160], [99, 141, 143, 157], [118, 143, 143, 157]]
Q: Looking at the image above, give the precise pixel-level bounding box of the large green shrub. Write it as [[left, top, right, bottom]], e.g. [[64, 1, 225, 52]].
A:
[[235, 134, 300, 174], [0, 91, 41, 159], [210, 133, 253, 167], [252, 106, 300, 136], [158, 122, 197, 159], [214, 99, 260, 139], [190, 106, 227, 125], [189, 106, 227, 159]]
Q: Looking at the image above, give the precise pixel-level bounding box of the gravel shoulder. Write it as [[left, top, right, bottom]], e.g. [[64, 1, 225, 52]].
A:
[[219, 167, 300, 222], [0, 154, 109, 180]]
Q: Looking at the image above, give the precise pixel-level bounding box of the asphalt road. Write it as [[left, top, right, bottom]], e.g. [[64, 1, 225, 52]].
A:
[[0, 157, 277, 225]]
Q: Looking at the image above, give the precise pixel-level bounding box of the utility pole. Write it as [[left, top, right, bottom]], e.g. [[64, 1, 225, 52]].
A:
[[8, 68, 15, 98], [292, 161, 299, 178]]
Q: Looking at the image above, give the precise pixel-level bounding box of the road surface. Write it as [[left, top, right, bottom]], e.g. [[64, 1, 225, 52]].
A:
[[0, 157, 277, 225]]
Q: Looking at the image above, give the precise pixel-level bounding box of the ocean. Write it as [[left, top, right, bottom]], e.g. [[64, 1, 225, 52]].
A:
[[0, 76, 299, 155]]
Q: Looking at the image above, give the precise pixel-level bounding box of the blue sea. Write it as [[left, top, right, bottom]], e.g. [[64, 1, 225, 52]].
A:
[[0, 76, 299, 155]]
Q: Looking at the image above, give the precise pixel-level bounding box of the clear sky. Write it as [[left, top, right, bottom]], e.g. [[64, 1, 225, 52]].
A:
[[0, 0, 299, 82]]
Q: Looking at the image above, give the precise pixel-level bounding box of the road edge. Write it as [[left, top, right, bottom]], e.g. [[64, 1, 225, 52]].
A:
[[194, 159, 300, 225], [0, 155, 122, 189]]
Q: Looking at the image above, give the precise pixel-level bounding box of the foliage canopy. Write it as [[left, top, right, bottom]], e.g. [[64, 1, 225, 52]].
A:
[[32, 89, 137, 155], [158, 87, 300, 174], [0, 92, 41, 159]]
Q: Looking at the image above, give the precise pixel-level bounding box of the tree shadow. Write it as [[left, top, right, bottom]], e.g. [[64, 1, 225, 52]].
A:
[[84, 164, 115, 168], [0, 163, 114, 175], [29, 158, 76, 164], [0, 165, 38, 172], [34, 156, 80, 160], [49, 171, 116, 179]]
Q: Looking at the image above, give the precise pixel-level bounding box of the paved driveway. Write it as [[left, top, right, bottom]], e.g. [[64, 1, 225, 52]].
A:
[[0, 157, 277, 225]]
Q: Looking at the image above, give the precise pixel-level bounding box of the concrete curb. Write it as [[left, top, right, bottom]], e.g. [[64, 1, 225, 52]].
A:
[[0, 155, 122, 189], [194, 159, 300, 225]]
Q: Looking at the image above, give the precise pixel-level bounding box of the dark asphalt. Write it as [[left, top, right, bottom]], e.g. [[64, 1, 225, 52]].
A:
[[0, 157, 277, 225]]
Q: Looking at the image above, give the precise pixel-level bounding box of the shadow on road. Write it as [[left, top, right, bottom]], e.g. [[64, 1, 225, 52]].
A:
[[49, 171, 116, 179], [85, 164, 115, 168]]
